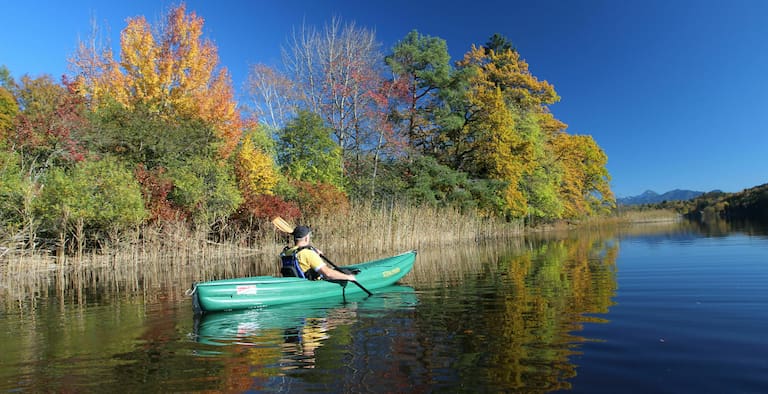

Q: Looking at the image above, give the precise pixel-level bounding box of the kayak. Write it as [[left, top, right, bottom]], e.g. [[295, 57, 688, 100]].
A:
[[191, 250, 417, 313]]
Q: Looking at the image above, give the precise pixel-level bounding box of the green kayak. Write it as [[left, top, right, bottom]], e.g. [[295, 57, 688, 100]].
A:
[[191, 250, 417, 313]]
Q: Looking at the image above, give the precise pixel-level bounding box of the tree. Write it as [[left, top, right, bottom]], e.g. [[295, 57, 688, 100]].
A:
[[34, 157, 146, 255], [88, 101, 217, 170], [552, 133, 615, 217], [484, 33, 515, 54], [71, 4, 243, 159], [282, 17, 384, 175], [11, 75, 88, 173], [244, 64, 297, 130], [291, 179, 349, 218], [167, 157, 242, 228], [0, 87, 17, 134], [0, 146, 32, 241], [385, 30, 452, 152], [460, 44, 559, 111], [446, 38, 575, 219], [277, 110, 343, 188], [235, 129, 279, 198]]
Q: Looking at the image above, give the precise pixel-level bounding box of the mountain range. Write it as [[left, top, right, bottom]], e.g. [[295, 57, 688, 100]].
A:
[[617, 189, 707, 205]]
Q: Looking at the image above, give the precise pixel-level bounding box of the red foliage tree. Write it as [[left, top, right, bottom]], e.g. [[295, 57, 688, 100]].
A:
[[242, 193, 301, 222], [292, 180, 350, 218], [134, 164, 187, 223], [11, 75, 88, 167]]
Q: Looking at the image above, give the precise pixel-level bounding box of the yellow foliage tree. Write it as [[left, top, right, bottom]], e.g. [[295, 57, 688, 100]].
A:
[[0, 87, 18, 134], [71, 4, 241, 158], [459, 45, 560, 110], [457, 45, 558, 217], [552, 133, 615, 217], [235, 135, 278, 198], [468, 82, 529, 217]]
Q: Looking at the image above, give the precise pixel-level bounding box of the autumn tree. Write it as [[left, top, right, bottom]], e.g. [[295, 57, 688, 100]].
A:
[[552, 133, 615, 218], [71, 4, 242, 159], [441, 38, 587, 220], [10, 75, 88, 173], [0, 87, 17, 134], [70, 4, 247, 228]]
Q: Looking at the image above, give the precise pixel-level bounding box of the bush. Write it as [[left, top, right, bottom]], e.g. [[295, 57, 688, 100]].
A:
[[34, 156, 147, 250]]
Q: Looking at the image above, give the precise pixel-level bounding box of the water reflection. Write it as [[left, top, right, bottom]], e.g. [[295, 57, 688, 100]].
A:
[[193, 286, 417, 369], [402, 230, 620, 392], [13, 220, 768, 392]]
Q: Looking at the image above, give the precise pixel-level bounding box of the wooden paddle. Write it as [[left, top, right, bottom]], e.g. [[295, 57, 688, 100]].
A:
[[270, 216, 373, 296], [271, 216, 295, 233]]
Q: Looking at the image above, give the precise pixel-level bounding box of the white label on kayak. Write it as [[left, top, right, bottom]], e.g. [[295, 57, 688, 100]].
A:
[[236, 285, 257, 295]]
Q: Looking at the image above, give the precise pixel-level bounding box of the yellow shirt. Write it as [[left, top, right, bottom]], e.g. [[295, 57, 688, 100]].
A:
[[285, 246, 326, 275]]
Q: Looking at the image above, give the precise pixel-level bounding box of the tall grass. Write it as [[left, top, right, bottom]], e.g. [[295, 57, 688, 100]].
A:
[[304, 201, 522, 257]]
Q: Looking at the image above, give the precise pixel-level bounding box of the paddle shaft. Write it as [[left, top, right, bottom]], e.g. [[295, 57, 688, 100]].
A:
[[316, 252, 373, 296]]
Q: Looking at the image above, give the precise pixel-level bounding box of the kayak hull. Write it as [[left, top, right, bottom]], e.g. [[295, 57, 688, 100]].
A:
[[192, 250, 416, 312]]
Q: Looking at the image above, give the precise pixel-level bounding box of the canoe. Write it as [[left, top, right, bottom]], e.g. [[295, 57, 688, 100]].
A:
[[191, 250, 417, 313]]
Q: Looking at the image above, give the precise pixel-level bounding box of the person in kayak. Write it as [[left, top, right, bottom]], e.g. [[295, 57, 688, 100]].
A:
[[280, 225, 357, 282]]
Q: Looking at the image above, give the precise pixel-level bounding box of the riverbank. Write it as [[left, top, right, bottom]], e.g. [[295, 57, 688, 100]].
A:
[[0, 206, 682, 273]]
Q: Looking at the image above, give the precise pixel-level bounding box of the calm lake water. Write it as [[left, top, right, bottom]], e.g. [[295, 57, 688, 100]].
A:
[[1, 220, 767, 393]]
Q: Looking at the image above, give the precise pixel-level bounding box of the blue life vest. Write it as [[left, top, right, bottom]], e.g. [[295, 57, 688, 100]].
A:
[[280, 246, 320, 280]]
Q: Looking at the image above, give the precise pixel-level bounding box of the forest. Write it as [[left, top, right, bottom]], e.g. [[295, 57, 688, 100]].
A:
[[0, 5, 614, 256]]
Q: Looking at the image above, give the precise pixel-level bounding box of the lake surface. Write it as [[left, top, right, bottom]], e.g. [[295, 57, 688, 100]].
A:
[[1, 220, 767, 393]]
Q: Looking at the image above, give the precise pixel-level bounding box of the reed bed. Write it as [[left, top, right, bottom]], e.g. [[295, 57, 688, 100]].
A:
[[306, 201, 523, 258], [605, 208, 682, 224]]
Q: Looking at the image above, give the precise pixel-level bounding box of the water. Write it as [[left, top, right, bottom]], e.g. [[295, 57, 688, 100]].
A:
[[1, 221, 767, 393]]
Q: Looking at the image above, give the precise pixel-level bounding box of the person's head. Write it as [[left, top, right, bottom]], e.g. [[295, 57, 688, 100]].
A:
[[292, 225, 311, 244]]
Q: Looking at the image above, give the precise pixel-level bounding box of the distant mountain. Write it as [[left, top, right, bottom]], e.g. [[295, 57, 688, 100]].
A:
[[617, 189, 706, 205]]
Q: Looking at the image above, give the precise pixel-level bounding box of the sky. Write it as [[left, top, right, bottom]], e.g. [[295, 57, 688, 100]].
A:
[[2, 0, 767, 198]]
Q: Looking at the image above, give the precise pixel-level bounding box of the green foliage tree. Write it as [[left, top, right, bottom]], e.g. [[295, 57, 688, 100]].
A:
[[484, 33, 515, 54], [277, 110, 343, 189], [386, 30, 453, 151], [518, 112, 564, 221], [88, 101, 217, 169], [34, 157, 146, 253], [0, 65, 13, 89], [376, 155, 508, 216], [167, 157, 242, 228], [0, 146, 32, 239]]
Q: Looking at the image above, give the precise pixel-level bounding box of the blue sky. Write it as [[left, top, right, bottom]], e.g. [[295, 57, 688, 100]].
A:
[[2, 0, 767, 197]]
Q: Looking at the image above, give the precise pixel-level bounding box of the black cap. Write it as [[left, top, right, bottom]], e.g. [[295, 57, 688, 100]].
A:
[[292, 225, 311, 240]]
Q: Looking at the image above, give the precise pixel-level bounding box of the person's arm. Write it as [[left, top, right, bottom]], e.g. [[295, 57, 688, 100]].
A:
[[316, 264, 356, 281]]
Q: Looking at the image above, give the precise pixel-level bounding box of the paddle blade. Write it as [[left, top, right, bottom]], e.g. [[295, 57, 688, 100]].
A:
[[271, 216, 295, 233]]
